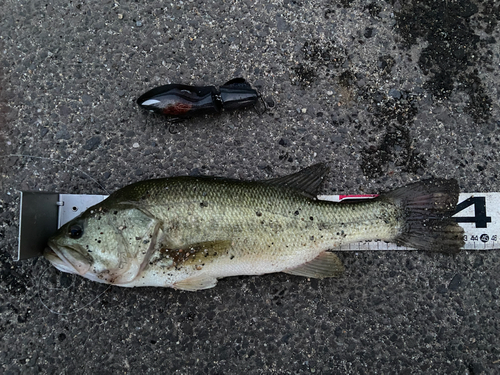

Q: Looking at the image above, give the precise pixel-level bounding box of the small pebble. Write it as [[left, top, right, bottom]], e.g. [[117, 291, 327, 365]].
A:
[[388, 88, 402, 99], [136, 21, 143, 27], [133, 142, 140, 148], [118, 14, 123, 19], [327, 90, 333, 95], [301, 108, 307, 113]]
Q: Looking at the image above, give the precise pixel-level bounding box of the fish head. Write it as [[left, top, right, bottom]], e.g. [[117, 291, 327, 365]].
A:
[[45, 204, 161, 286], [45, 218, 93, 276]]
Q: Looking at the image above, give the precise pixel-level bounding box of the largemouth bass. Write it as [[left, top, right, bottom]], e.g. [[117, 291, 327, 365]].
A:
[[44, 164, 464, 290]]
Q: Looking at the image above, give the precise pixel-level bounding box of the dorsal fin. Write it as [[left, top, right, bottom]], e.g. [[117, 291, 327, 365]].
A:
[[261, 163, 330, 198]]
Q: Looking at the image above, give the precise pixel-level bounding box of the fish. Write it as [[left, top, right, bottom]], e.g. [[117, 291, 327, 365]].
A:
[[44, 164, 464, 291]]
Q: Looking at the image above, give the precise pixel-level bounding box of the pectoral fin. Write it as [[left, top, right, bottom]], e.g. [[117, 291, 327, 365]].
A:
[[283, 252, 344, 279], [169, 240, 234, 291], [179, 240, 233, 256], [161, 240, 233, 267]]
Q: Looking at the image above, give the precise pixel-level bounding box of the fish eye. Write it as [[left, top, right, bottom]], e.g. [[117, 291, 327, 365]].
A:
[[68, 224, 84, 239]]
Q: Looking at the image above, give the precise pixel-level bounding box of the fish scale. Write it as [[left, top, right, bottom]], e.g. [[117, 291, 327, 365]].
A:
[[128, 177, 398, 260]]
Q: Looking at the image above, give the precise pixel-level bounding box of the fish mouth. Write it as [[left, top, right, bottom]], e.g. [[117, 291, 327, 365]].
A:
[[44, 242, 92, 276]]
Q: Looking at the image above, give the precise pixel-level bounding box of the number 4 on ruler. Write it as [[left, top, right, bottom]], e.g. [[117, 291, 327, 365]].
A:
[[453, 196, 492, 228]]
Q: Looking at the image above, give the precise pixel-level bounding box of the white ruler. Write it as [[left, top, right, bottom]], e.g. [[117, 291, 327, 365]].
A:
[[318, 193, 499, 250], [55, 193, 500, 251]]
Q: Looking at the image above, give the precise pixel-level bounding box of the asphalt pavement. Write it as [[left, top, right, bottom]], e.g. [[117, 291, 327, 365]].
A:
[[1, 0, 499, 374]]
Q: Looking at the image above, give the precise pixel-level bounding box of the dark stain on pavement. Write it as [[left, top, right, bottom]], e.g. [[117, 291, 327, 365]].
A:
[[291, 39, 347, 87], [395, 0, 496, 123], [359, 86, 426, 178]]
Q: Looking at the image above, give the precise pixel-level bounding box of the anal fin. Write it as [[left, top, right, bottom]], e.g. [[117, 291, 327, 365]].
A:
[[283, 252, 344, 279], [174, 275, 218, 291]]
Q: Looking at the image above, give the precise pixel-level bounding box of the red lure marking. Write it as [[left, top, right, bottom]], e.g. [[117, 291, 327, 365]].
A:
[[338, 194, 379, 200], [163, 103, 193, 115]]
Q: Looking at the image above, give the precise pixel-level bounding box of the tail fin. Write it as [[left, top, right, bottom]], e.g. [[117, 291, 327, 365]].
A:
[[381, 179, 464, 253]]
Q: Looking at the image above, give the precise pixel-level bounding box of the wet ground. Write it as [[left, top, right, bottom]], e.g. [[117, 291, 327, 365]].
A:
[[1, 0, 499, 373]]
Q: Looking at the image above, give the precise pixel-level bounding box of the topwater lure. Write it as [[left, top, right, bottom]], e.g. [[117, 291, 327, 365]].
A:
[[136, 78, 261, 118]]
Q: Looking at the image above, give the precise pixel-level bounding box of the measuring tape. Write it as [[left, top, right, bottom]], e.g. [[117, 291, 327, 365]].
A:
[[318, 193, 499, 250]]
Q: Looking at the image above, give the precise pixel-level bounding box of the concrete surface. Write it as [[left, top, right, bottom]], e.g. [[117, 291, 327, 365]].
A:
[[1, 0, 499, 373]]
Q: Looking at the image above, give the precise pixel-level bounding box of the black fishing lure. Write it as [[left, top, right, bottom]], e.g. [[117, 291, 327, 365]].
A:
[[136, 78, 261, 118]]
